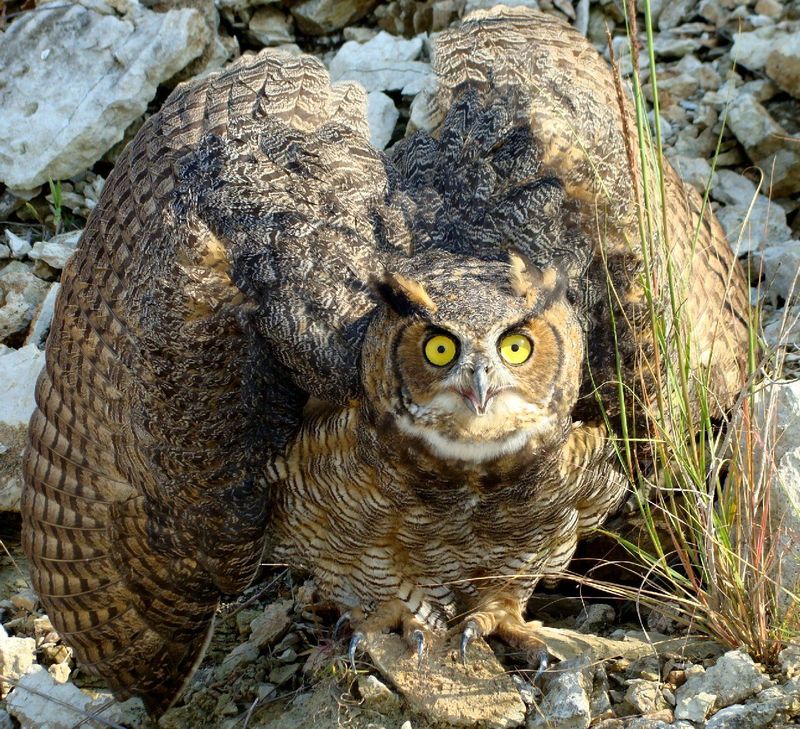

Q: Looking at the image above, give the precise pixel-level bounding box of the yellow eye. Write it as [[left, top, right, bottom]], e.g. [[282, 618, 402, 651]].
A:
[[499, 333, 532, 365], [424, 334, 459, 367]]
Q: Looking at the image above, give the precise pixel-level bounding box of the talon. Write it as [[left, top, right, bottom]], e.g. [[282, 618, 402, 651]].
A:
[[532, 651, 549, 683], [412, 629, 425, 669], [333, 611, 351, 640], [460, 622, 479, 665], [348, 631, 365, 672]]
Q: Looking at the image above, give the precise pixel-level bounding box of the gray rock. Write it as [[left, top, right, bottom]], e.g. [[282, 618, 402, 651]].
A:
[[25, 282, 60, 349], [750, 381, 800, 610], [0, 629, 36, 698], [367, 92, 399, 150], [779, 642, 800, 677], [27, 230, 81, 271], [766, 31, 800, 98], [0, 262, 50, 342], [0, 0, 210, 190], [575, 603, 616, 633], [290, 0, 379, 35], [329, 32, 431, 96], [658, 0, 696, 30], [756, 242, 800, 302], [674, 650, 771, 722], [716, 194, 793, 255], [249, 598, 292, 648], [528, 664, 591, 729], [0, 709, 12, 729]]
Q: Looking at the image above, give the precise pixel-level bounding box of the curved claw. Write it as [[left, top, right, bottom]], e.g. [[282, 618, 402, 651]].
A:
[[333, 611, 351, 640], [532, 650, 549, 684], [459, 622, 479, 665], [412, 629, 425, 669], [348, 631, 365, 672]]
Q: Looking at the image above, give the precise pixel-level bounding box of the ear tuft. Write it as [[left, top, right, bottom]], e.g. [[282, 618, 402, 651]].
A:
[[373, 272, 437, 317], [508, 250, 559, 306]]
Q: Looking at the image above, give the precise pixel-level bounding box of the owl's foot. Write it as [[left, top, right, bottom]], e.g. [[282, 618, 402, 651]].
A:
[[459, 599, 550, 681], [344, 599, 441, 670]]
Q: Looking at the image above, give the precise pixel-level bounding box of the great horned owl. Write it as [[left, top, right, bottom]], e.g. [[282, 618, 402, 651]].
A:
[[22, 6, 749, 717]]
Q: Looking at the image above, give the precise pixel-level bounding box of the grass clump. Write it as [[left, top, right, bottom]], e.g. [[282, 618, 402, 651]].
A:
[[595, 0, 799, 666]]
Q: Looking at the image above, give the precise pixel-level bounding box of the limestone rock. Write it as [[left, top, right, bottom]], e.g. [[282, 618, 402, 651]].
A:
[[357, 674, 401, 711], [0, 630, 36, 698], [528, 663, 592, 729], [766, 31, 800, 98], [27, 230, 81, 271], [726, 92, 800, 197], [249, 599, 292, 648], [367, 92, 400, 150], [24, 283, 60, 349], [669, 155, 716, 193], [248, 6, 294, 46], [329, 31, 431, 96], [731, 26, 784, 71], [757, 242, 800, 302], [0, 262, 50, 342], [4, 231, 31, 260], [0, 0, 210, 190], [716, 194, 793, 255], [290, 0, 379, 35], [366, 633, 525, 728], [6, 665, 146, 729], [712, 169, 759, 208], [674, 650, 771, 721]]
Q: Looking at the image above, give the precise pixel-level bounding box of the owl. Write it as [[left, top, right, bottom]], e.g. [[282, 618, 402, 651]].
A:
[[21, 5, 749, 718]]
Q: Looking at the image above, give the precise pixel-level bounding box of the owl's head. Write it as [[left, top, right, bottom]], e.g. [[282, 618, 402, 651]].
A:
[[362, 252, 585, 463]]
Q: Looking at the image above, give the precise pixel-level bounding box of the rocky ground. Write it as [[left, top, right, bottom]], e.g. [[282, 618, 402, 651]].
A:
[[1, 0, 800, 727]]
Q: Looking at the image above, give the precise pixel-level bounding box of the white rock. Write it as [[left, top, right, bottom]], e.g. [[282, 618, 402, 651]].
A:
[[0, 344, 46, 428], [675, 650, 771, 721], [716, 195, 793, 255], [25, 283, 60, 349], [6, 665, 137, 729], [779, 642, 800, 677], [0, 633, 36, 698], [4, 231, 31, 259], [625, 679, 669, 714], [27, 230, 81, 270], [358, 674, 401, 711], [726, 91, 800, 197], [766, 31, 800, 98], [0, 262, 50, 342], [731, 27, 782, 71], [706, 686, 792, 729], [466, 0, 540, 11], [712, 169, 759, 208], [0, 709, 12, 729], [658, 0, 696, 30], [675, 690, 717, 722], [751, 381, 800, 610], [367, 92, 399, 150], [727, 94, 784, 152], [0, 1, 210, 190], [329, 32, 431, 96], [528, 666, 591, 729], [669, 155, 716, 193]]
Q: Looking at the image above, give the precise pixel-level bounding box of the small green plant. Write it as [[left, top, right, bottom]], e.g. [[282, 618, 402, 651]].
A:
[[47, 178, 63, 233], [593, 0, 799, 665]]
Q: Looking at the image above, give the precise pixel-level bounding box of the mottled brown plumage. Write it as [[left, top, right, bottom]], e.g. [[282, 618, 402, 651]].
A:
[[22, 6, 749, 716]]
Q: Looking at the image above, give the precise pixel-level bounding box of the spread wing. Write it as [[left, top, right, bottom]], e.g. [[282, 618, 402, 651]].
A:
[[412, 6, 750, 420], [22, 51, 398, 715]]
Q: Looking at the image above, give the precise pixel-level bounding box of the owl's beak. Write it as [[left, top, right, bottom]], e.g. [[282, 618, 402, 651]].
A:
[[461, 366, 492, 416]]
